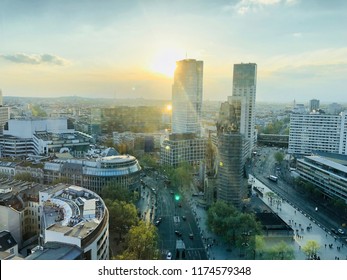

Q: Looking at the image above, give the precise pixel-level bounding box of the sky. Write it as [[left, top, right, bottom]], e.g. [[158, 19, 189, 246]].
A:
[[0, 0, 346, 103]]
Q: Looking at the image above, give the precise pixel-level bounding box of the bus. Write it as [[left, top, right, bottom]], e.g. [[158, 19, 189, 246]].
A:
[[268, 175, 278, 182]]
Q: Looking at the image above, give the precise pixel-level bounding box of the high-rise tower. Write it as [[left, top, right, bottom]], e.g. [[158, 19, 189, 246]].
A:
[[161, 59, 206, 167], [171, 59, 203, 136], [216, 99, 250, 209], [231, 63, 257, 152]]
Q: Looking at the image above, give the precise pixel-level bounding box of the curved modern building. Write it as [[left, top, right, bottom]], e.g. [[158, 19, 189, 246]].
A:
[[38, 184, 109, 260], [44, 155, 141, 194]]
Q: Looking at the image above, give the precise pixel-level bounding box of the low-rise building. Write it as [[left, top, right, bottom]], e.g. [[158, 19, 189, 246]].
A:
[[160, 133, 207, 167], [38, 184, 109, 260], [296, 154, 347, 204], [44, 154, 141, 194]]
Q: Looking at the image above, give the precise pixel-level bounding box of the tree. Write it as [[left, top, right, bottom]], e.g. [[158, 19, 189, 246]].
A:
[[101, 182, 135, 203], [116, 221, 160, 260], [274, 152, 284, 163], [264, 241, 295, 260], [52, 176, 70, 185], [207, 201, 262, 258], [14, 172, 36, 182], [107, 200, 139, 240], [139, 154, 159, 169], [207, 201, 238, 236], [169, 162, 193, 191], [302, 240, 320, 259]]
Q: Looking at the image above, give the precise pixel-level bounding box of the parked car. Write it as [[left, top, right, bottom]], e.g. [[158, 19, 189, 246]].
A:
[[175, 230, 182, 237], [166, 252, 172, 260], [338, 228, 345, 235]]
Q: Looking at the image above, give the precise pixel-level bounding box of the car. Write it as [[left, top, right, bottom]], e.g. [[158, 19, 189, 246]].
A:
[[189, 233, 194, 239], [331, 228, 337, 234], [166, 252, 172, 260], [174, 230, 182, 237], [155, 220, 160, 226], [178, 203, 182, 207], [182, 216, 186, 221], [338, 228, 345, 235]]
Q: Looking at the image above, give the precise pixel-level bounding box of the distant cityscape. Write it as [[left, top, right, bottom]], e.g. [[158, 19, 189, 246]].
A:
[[0, 58, 347, 261]]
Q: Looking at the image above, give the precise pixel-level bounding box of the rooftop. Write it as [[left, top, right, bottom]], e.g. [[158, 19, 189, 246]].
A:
[[42, 185, 106, 241], [0, 231, 17, 252], [301, 156, 347, 174]]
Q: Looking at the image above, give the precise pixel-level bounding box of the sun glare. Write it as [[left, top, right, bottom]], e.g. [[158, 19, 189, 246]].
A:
[[150, 49, 182, 77], [166, 104, 172, 111]]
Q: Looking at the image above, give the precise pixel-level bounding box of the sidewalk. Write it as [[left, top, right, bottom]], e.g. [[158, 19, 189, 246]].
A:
[[251, 175, 347, 260], [186, 176, 347, 260]]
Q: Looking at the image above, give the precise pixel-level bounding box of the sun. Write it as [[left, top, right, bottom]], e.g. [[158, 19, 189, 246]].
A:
[[150, 48, 183, 77]]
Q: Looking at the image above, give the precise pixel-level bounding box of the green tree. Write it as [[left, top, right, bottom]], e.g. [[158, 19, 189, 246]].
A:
[[14, 172, 36, 182], [254, 235, 266, 259], [274, 152, 284, 163], [302, 240, 320, 259], [52, 176, 70, 185], [207, 201, 262, 258], [116, 221, 160, 260], [101, 182, 135, 203], [107, 200, 139, 240], [139, 154, 159, 169], [31, 105, 47, 117], [264, 241, 295, 260], [169, 162, 193, 191], [207, 201, 238, 236]]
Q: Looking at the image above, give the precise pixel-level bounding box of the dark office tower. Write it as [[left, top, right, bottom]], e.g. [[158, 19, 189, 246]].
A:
[[216, 100, 250, 209], [309, 99, 320, 112], [0, 90, 9, 136], [232, 63, 257, 153], [172, 59, 203, 137]]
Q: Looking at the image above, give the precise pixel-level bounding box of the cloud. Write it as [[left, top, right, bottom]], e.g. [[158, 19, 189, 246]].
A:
[[0, 53, 70, 66], [292, 32, 302, 38], [231, 0, 298, 14], [260, 47, 347, 80]]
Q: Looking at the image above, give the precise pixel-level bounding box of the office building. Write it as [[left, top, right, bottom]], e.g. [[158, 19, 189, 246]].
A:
[[172, 59, 203, 136], [161, 59, 206, 167], [231, 63, 257, 152], [44, 154, 141, 194], [215, 100, 250, 209], [288, 111, 347, 156], [0, 118, 93, 158], [160, 133, 206, 167], [0, 90, 9, 136], [296, 153, 347, 204], [309, 99, 320, 112]]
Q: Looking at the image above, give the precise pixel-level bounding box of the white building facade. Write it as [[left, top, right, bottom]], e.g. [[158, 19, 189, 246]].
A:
[[40, 184, 109, 260], [231, 63, 257, 153], [288, 112, 347, 156]]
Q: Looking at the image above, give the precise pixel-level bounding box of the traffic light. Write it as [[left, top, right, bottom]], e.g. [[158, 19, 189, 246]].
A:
[[175, 194, 180, 201]]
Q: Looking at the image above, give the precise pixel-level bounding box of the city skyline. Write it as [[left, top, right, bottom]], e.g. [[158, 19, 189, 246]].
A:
[[0, 0, 346, 102]]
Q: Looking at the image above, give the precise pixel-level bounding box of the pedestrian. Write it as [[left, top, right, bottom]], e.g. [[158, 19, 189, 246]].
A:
[[325, 244, 327, 248]]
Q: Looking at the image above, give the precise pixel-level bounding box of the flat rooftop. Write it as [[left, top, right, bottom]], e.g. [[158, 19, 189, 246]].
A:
[[43, 185, 106, 240]]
